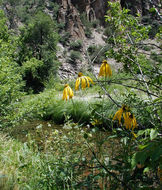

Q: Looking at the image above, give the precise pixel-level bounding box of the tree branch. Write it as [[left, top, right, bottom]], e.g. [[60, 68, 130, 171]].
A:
[[86, 142, 132, 190]]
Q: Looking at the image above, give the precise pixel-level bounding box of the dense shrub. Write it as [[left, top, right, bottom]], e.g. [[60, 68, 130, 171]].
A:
[[59, 32, 71, 45], [69, 40, 82, 51], [68, 51, 82, 64]]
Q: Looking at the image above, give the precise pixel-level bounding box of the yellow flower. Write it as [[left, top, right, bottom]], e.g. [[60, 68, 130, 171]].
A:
[[99, 60, 112, 77], [112, 107, 123, 125], [123, 112, 137, 130], [62, 84, 74, 101], [112, 105, 128, 125], [113, 105, 137, 130], [123, 112, 132, 129], [75, 72, 94, 90]]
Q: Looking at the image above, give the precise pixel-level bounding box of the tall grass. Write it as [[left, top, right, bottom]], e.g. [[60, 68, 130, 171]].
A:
[[0, 126, 101, 189], [9, 87, 117, 127]]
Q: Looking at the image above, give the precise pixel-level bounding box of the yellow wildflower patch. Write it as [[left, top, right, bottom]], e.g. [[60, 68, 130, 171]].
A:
[[62, 84, 74, 101]]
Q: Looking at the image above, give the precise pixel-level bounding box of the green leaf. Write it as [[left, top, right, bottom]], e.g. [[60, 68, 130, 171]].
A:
[[150, 129, 158, 140], [143, 167, 150, 173], [138, 144, 148, 150]]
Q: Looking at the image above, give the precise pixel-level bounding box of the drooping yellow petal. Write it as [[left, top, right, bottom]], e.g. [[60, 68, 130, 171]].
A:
[[75, 73, 94, 90], [86, 76, 94, 84], [113, 104, 137, 130], [99, 63, 105, 77], [123, 112, 137, 130], [63, 84, 74, 101], [85, 77, 90, 88], [75, 78, 81, 90], [132, 115, 137, 130], [68, 86, 74, 99], [99, 60, 112, 77], [81, 77, 86, 89], [106, 63, 112, 77], [62, 87, 68, 101], [113, 108, 123, 125], [123, 112, 131, 129]]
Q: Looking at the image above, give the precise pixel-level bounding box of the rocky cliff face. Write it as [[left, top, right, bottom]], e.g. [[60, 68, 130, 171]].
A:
[[56, 0, 161, 39], [2, 0, 160, 39], [120, 0, 161, 16], [55, 0, 108, 39]]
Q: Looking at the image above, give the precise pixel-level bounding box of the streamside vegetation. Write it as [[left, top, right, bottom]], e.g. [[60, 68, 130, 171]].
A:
[[0, 1, 161, 190]]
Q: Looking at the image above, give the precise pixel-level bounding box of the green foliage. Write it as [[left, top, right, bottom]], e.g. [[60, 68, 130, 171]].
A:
[[0, 10, 24, 123], [132, 129, 162, 174], [0, 57, 24, 117], [91, 19, 100, 28], [87, 44, 109, 64], [85, 27, 92, 38], [0, 10, 9, 40], [80, 13, 92, 38], [10, 89, 93, 125], [87, 44, 98, 55], [18, 10, 59, 92], [68, 51, 82, 64], [69, 40, 83, 51], [22, 58, 43, 79], [105, 2, 151, 68], [59, 32, 71, 45], [0, 126, 94, 189], [103, 25, 114, 40], [150, 52, 162, 63]]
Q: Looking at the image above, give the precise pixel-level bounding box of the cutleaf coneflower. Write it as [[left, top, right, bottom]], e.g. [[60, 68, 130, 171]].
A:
[[62, 84, 74, 101]]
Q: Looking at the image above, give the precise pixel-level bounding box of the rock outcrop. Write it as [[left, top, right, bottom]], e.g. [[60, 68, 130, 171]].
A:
[[56, 0, 108, 39], [120, 0, 161, 17], [2, 0, 160, 39], [56, 0, 161, 39], [56, 0, 85, 39]]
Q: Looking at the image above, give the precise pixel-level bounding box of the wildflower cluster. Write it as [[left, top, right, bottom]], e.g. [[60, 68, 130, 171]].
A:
[[62, 59, 137, 130], [62, 60, 112, 100], [113, 105, 137, 130]]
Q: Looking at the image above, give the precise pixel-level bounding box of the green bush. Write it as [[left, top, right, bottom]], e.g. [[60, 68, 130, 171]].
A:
[[91, 19, 100, 28], [80, 13, 92, 38], [87, 45, 109, 64], [0, 10, 24, 123], [69, 40, 82, 51], [85, 27, 92, 38], [103, 25, 114, 39], [18, 11, 59, 92], [150, 52, 162, 63], [87, 45, 98, 55], [68, 51, 82, 64], [59, 32, 71, 45]]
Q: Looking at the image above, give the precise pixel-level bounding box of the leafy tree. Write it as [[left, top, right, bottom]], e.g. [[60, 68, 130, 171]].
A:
[[86, 2, 162, 188], [105, 1, 161, 103], [0, 10, 24, 120], [18, 11, 60, 92], [0, 10, 9, 40]]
